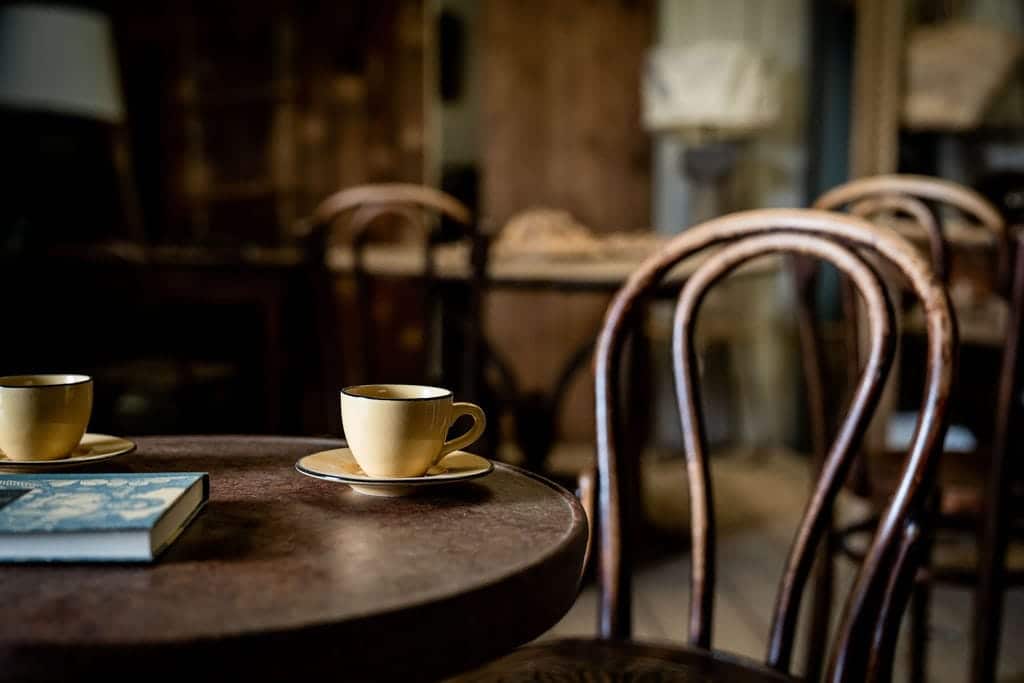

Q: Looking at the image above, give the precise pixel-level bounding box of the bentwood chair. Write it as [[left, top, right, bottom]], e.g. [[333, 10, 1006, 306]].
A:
[[301, 183, 474, 385], [298, 184, 513, 449], [805, 175, 1020, 683], [460, 209, 956, 682]]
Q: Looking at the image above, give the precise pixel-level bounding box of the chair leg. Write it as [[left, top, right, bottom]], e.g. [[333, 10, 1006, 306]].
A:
[[803, 536, 834, 682], [906, 489, 941, 683], [908, 578, 930, 683], [970, 470, 1012, 683], [514, 392, 557, 474], [972, 232, 1024, 682]]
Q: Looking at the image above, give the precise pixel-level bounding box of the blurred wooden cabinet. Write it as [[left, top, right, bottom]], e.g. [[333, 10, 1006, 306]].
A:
[[24, 1, 437, 435], [113, 0, 427, 245]]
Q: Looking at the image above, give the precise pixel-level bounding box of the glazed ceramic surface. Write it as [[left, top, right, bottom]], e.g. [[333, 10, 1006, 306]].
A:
[[0, 375, 93, 461], [295, 447, 493, 497], [0, 434, 136, 471], [340, 384, 485, 478]]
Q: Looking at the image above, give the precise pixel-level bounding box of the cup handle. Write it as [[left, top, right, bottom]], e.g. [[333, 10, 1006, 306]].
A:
[[439, 402, 486, 460]]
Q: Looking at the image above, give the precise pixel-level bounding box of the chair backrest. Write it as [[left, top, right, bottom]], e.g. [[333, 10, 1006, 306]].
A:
[[593, 209, 956, 682], [297, 183, 474, 271], [309, 183, 473, 234], [809, 176, 1011, 498], [301, 183, 476, 386], [814, 173, 1007, 291], [850, 194, 946, 281]]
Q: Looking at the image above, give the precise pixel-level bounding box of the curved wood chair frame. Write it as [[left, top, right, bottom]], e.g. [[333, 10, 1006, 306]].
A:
[[309, 183, 473, 231], [458, 209, 955, 683], [814, 173, 1003, 229], [805, 195, 942, 504], [849, 194, 946, 282], [593, 209, 956, 682], [814, 173, 1007, 291], [294, 184, 499, 439], [672, 232, 898, 669], [810, 175, 1017, 682], [303, 184, 475, 386]]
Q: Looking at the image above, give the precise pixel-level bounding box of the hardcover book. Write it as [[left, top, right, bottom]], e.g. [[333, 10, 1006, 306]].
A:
[[0, 473, 209, 562]]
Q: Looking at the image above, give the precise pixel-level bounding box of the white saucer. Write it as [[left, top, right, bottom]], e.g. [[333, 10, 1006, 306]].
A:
[[0, 434, 137, 471], [295, 447, 493, 497]]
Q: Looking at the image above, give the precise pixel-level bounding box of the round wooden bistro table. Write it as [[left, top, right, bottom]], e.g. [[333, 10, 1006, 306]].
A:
[[0, 436, 588, 682]]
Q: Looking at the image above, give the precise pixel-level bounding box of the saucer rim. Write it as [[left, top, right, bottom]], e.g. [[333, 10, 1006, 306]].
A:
[[294, 448, 493, 487], [0, 433, 136, 468]]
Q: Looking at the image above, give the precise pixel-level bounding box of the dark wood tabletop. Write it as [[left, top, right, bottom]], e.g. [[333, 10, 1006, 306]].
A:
[[0, 436, 588, 682]]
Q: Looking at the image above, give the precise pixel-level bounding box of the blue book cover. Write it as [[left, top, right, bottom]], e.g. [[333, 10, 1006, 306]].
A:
[[0, 473, 209, 562]]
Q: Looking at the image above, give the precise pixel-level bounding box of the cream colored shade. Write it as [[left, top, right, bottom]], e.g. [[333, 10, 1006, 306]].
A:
[[0, 5, 123, 122]]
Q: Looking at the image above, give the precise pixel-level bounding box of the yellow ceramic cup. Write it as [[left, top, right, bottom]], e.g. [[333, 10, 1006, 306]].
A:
[[0, 374, 93, 461], [340, 384, 486, 478]]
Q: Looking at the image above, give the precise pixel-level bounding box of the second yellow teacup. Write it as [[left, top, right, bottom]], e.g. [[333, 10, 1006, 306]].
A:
[[340, 384, 486, 478], [0, 374, 93, 461]]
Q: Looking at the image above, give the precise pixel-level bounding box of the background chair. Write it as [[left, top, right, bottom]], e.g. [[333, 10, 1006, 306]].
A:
[[804, 174, 1020, 682], [459, 208, 956, 682], [298, 183, 513, 452]]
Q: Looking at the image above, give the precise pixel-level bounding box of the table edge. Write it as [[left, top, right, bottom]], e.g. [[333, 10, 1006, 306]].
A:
[[0, 436, 589, 652]]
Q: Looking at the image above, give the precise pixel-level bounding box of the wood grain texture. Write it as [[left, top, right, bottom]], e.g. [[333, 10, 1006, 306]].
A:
[[814, 174, 1008, 279], [460, 638, 798, 682], [113, 0, 426, 245], [307, 183, 472, 233], [972, 234, 1024, 682], [0, 436, 587, 682], [592, 209, 954, 682], [814, 174, 1005, 464], [480, 0, 652, 233], [850, 195, 946, 280], [478, 0, 653, 445], [669, 234, 896, 670], [465, 209, 955, 682], [811, 174, 1014, 681], [538, 446, 1024, 681]]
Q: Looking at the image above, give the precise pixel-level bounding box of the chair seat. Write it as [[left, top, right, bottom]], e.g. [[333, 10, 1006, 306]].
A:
[[453, 638, 798, 682]]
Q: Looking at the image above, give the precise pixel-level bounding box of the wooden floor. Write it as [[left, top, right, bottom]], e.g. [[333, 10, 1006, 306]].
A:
[[537, 446, 1024, 682]]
